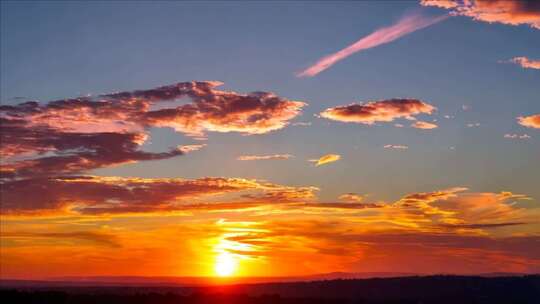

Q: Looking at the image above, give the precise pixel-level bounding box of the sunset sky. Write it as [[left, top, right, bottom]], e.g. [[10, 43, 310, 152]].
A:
[[1, 1, 539, 280]]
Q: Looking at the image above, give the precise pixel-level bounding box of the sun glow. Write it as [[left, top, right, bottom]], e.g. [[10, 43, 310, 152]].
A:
[[214, 252, 237, 277]]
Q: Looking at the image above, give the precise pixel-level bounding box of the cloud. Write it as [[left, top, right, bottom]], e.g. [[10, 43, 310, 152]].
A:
[[143, 83, 306, 136], [0, 81, 305, 179], [292, 121, 312, 127], [432, 191, 532, 225], [421, 0, 540, 29], [320, 99, 436, 125], [242, 186, 320, 203], [504, 133, 531, 139], [384, 144, 409, 149], [338, 193, 364, 202], [439, 222, 527, 229], [388, 188, 535, 231], [3, 183, 538, 276], [237, 154, 294, 161], [178, 144, 206, 153], [507, 57, 540, 69], [297, 12, 447, 77], [3, 184, 538, 277], [421, 0, 459, 9], [518, 114, 540, 129], [1, 81, 305, 137], [0, 121, 188, 179], [398, 187, 468, 206], [309, 154, 341, 166], [247, 217, 540, 274], [0, 175, 317, 215], [1, 231, 120, 248], [411, 120, 438, 129]]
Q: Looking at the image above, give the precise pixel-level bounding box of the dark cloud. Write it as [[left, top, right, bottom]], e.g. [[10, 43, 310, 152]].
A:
[[1, 81, 304, 179], [1, 118, 183, 179], [0, 175, 306, 214]]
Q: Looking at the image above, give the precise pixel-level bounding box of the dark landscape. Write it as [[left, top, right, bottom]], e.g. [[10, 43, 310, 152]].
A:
[[2, 275, 539, 304]]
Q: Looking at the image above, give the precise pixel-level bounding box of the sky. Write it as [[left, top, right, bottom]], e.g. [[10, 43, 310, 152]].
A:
[[0, 0, 539, 279]]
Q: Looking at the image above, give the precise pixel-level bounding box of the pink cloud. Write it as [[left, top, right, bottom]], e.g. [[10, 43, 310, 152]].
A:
[[296, 12, 447, 77], [508, 57, 540, 69], [421, 0, 540, 30], [320, 99, 436, 125], [0, 82, 304, 179]]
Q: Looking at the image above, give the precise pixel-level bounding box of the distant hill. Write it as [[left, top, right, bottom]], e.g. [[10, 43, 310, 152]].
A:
[[0, 271, 530, 287], [1, 275, 539, 303]]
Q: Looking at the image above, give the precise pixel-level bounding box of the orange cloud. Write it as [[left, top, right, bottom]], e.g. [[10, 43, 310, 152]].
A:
[[338, 193, 364, 202], [421, 0, 540, 30], [518, 114, 540, 129], [309, 154, 341, 166], [320, 99, 436, 125], [242, 186, 319, 203], [237, 154, 294, 161], [411, 120, 438, 129], [508, 57, 540, 69], [433, 191, 532, 226], [398, 187, 468, 205], [2, 185, 538, 278], [1, 231, 120, 248], [297, 12, 447, 77]]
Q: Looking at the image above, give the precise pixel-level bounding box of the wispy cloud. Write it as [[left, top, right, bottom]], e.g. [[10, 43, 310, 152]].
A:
[[309, 154, 341, 166], [292, 121, 312, 127], [237, 154, 294, 161], [297, 12, 447, 77], [411, 121, 438, 129], [384, 144, 409, 149], [504, 133, 531, 139]]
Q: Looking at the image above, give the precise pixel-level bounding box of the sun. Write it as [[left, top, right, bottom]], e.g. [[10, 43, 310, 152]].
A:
[[214, 252, 237, 277]]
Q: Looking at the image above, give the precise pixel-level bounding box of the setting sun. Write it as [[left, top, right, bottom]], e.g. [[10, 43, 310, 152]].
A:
[[214, 252, 237, 277]]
